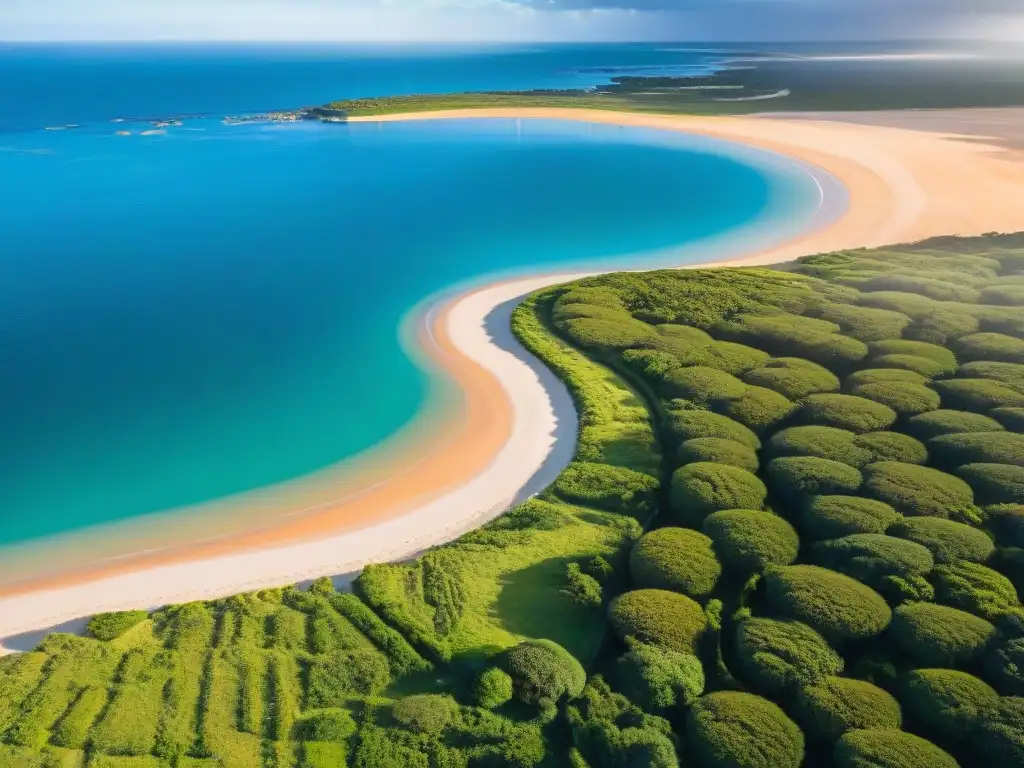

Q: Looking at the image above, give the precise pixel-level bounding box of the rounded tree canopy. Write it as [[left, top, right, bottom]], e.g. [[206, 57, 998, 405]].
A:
[[630, 527, 722, 599], [798, 394, 898, 434], [900, 669, 999, 741], [929, 431, 1024, 469], [957, 464, 1024, 506], [815, 304, 911, 343], [767, 425, 872, 467], [742, 357, 840, 400], [888, 517, 994, 564], [503, 639, 586, 706], [833, 728, 959, 768], [847, 368, 930, 388], [794, 677, 902, 743], [703, 509, 799, 574], [677, 437, 759, 473], [869, 339, 958, 375], [801, 495, 902, 541], [850, 381, 941, 417], [958, 360, 1024, 390], [670, 462, 767, 527], [854, 432, 928, 465], [664, 408, 761, 451], [763, 565, 892, 643], [392, 694, 459, 734], [720, 385, 796, 435], [660, 365, 748, 404], [953, 332, 1024, 364], [733, 617, 843, 693], [862, 462, 980, 523], [906, 409, 1006, 440], [614, 639, 705, 712], [687, 691, 805, 768], [474, 667, 513, 709], [810, 534, 934, 590], [933, 378, 1024, 412], [868, 354, 947, 379], [767, 457, 863, 500], [931, 560, 1020, 622], [608, 589, 708, 654], [889, 601, 997, 668]]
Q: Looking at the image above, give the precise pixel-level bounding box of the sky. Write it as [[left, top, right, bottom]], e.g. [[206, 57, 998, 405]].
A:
[[1, 0, 1022, 42]]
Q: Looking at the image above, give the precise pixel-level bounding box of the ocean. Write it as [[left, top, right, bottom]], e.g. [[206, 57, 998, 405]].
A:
[[0, 44, 826, 549]]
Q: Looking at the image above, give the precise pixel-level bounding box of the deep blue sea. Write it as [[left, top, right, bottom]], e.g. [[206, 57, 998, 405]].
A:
[[0, 44, 827, 547]]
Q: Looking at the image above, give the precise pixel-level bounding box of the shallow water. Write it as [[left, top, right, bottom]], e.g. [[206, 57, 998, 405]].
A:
[[0, 46, 828, 547]]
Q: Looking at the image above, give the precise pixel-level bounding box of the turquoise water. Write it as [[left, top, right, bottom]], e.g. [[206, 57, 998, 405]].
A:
[[0, 46, 830, 547]]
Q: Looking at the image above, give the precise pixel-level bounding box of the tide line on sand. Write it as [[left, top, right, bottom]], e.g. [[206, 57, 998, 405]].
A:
[[4, 107, 1024, 651]]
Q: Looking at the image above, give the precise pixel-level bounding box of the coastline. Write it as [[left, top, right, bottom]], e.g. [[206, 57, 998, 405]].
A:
[[3, 107, 1024, 649]]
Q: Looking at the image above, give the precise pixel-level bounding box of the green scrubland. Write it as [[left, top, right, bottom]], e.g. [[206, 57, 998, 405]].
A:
[[3, 233, 1024, 767]]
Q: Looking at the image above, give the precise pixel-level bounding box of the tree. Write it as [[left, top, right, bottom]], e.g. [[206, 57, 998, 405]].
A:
[[503, 639, 586, 706], [614, 639, 704, 712], [475, 668, 514, 709]]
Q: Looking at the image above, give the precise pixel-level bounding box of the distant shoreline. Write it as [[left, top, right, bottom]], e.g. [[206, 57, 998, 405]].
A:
[[4, 107, 1024, 649]]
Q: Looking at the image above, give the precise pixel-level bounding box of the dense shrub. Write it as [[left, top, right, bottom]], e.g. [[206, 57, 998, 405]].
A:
[[764, 565, 893, 642], [933, 378, 1024, 411], [294, 709, 357, 741], [906, 409, 1006, 440], [664, 409, 761, 451], [889, 602, 997, 667], [767, 457, 863, 500], [993, 406, 1024, 431], [972, 695, 1024, 766], [801, 496, 902, 540], [888, 517, 994, 564], [733, 617, 843, 692], [856, 290, 939, 316], [687, 691, 804, 768], [560, 315, 658, 352], [811, 534, 934, 594], [87, 610, 148, 641], [703, 509, 799, 574], [307, 649, 391, 703], [993, 546, 1024, 595], [832, 727, 959, 768], [984, 285, 1024, 305], [794, 677, 901, 743], [931, 561, 1020, 621], [503, 639, 586, 706], [854, 432, 928, 465], [959, 360, 1024, 391], [814, 304, 911, 342], [392, 695, 459, 734], [930, 431, 1024, 469], [847, 368, 929, 388], [957, 463, 1024, 505], [768, 426, 872, 467], [720, 385, 796, 434], [797, 394, 898, 433], [670, 462, 767, 526], [869, 354, 948, 378], [849, 381, 941, 416], [862, 462, 981, 523], [615, 640, 705, 712], [742, 357, 840, 399], [630, 528, 721, 599], [985, 637, 1024, 695], [862, 274, 980, 302], [660, 366, 748, 404], [870, 339, 958, 374], [475, 668, 513, 709], [986, 503, 1024, 548], [900, 669, 999, 741], [954, 332, 1024, 364], [551, 462, 660, 519], [678, 437, 759, 472], [563, 562, 603, 609], [713, 311, 868, 370], [608, 589, 708, 653]]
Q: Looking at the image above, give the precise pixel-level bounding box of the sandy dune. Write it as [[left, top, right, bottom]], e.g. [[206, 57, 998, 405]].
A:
[[2, 107, 1024, 651]]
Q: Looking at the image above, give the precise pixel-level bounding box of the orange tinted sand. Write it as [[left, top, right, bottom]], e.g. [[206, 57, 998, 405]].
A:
[[2, 108, 1023, 633]]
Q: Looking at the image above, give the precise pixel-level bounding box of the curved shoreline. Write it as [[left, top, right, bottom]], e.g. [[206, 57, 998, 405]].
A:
[[3, 107, 1024, 649]]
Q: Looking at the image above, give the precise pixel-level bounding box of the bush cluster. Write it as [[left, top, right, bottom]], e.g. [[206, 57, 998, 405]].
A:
[[551, 461, 660, 520], [832, 727, 960, 768], [906, 408, 1006, 440], [608, 589, 708, 653], [742, 357, 840, 399], [629, 528, 721, 599], [855, 432, 928, 464], [810, 534, 934, 595], [931, 560, 1020, 621], [986, 503, 1024, 548], [797, 394, 898, 433], [869, 339, 958, 375], [993, 406, 1024, 431], [801, 495, 902, 540], [503, 639, 586, 706], [702, 509, 800, 574], [933, 378, 1024, 411], [768, 457, 864, 500], [888, 516, 994, 564], [764, 565, 893, 642], [862, 462, 981, 523], [614, 640, 705, 712], [957, 463, 1024, 505], [670, 462, 767, 526], [677, 437, 759, 472], [900, 669, 999, 741], [664, 408, 761, 451], [687, 691, 805, 768], [954, 332, 1024, 364], [733, 617, 843, 693], [929, 431, 1024, 469], [794, 677, 902, 743], [849, 381, 941, 417], [87, 610, 149, 641], [985, 637, 1024, 695], [889, 601, 997, 667]]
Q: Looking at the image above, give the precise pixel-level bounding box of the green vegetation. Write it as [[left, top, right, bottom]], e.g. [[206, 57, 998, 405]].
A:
[[629, 528, 721, 599], [8, 233, 1024, 765]]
